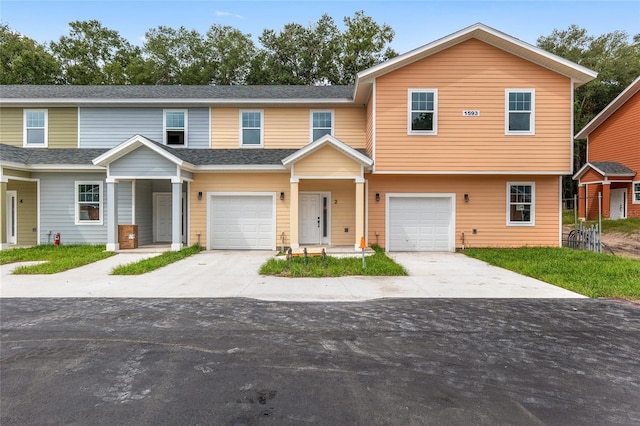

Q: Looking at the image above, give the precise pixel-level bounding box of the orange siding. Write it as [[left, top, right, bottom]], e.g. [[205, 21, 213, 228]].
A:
[[367, 174, 561, 248], [211, 107, 366, 149], [581, 168, 605, 183], [374, 39, 572, 172], [300, 179, 355, 246], [366, 99, 373, 157], [294, 146, 361, 176]]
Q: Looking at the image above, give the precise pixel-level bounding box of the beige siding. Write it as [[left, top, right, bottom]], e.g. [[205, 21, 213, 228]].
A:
[[7, 180, 38, 245], [294, 146, 361, 177], [365, 99, 373, 157], [3, 168, 32, 179], [0, 108, 22, 146], [374, 39, 572, 172], [189, 173, 291, 247], [368, 174, 560, 248], [0, 107, 77, 148], [211, 107, 366, 149], [300, 179, 356, 246]]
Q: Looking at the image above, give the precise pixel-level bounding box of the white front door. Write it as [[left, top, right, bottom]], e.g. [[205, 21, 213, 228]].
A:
[[299, 194, 322, 245], [610, 189, 627, 220], [6, 191, 17, 245], [154, 193, 172, 242]]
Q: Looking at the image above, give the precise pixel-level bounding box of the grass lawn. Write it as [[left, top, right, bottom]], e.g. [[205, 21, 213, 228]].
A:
[[464, 247, 640, 299], [0, 245, 114, 274], [111, 245, 202, 275], [260, 245, 407, 278], [563, 211, 640, 234]]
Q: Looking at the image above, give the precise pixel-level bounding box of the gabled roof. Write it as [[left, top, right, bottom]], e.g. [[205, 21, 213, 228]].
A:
[[575, 76, 640, 139], [281, 134, 373, 168], [353, 23, 597, 104], [573, 161, 636, 180], [92, 135, 190, 167]]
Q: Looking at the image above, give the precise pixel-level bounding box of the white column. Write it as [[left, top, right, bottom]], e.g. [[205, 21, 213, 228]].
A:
[[106, 180, 119, 251], [171, 181, 183, 251], [354, 179, 365, 250]]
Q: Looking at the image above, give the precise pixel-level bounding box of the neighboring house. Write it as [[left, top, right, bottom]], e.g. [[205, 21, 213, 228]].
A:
[[573, 76, 640, 220], [0, 23, 596, 252]]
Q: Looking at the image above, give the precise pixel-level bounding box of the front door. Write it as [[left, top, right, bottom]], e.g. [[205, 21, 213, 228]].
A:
[[6, 191, 17, 245], [154, 193, 172, 242], [610, 188, 627, 220], [299, 194, 322, 244]]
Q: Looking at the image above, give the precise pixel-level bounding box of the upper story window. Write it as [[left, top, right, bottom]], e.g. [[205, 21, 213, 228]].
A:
[[506, 90, 535, 135], [24, 109, 48, 147], [240, 110, 263, 147], [408, 89, 438, 135], [633, 182, 640, 204], [507, 182, 535, 226], [76, 181, 103, 225], [311, 111, 334, 141], [164, 110, 188, 146]]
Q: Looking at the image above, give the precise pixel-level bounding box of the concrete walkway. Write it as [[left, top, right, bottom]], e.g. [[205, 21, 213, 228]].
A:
[[0, 250, 585, 300]]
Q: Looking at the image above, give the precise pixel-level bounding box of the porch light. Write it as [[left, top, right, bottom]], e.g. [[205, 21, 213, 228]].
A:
[[280, 192, 285, 200], [198, 191, 203, 200], [375, 193, 380, 202], [464, 193, 469, 203]]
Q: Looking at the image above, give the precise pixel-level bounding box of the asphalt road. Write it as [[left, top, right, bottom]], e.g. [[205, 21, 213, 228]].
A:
[[1, 298, 639, 425]]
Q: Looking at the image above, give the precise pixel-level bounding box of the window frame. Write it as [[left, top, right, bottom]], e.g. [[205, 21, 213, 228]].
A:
[[407, 89, 438, 135], [310, 110, 334, 142], [506, 182, 535, 226], [239, 110, 264, 148], [505, 89, 535, 135], [75, 181, 103, 226], [163, 109, 188, 147], [633, 181, 640, 204], [23, 109, 48, 147]]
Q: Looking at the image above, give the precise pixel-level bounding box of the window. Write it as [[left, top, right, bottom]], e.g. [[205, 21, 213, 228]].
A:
[[506, 89, 535, 134], [408, 89, 437, 134], [507, 183, 535, 226], [634, 182, 640, 204], [240, 110, 263, 147], [76, 182, 103, 225], [164, 110, 187, 146], [311, 111, 333, 141], [24, 110, 48, 146]]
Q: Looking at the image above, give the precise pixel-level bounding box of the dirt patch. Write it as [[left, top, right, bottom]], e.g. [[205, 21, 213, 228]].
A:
[[601, 231, 640, 259]]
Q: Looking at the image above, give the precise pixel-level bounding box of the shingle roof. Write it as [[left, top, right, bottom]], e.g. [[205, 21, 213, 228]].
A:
[[0, 85, 354, 100], [590, 161, 636, 176], [0, 144, 108, 165]]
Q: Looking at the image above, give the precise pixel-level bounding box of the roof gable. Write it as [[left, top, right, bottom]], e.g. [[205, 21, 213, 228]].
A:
[[92, 135, 190, 168], [281, 134, 373, 168], [573, 161, 636, 180]]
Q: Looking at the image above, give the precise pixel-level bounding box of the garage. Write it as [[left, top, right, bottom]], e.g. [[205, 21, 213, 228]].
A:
[[387, 195, 455, 252], [209, 194, 275, 250]]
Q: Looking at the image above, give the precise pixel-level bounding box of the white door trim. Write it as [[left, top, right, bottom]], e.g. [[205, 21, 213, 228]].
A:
[[299, 191, 331, 245], [6, 191, 17, 245], [610, 188, 627, 219]]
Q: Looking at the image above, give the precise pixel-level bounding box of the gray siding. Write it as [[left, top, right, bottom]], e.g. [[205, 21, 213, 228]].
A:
[[135, 180, 153, 245], [34, 172, 108, 244], [117, 180, 132, 224], [79, 107, 209, 148], [110, 147, 177, 177], [181, 170, 194, 180]]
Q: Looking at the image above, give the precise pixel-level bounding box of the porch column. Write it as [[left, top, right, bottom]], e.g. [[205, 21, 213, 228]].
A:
[[171, 180, 183, 251], [290, 178, 299, 249], [354, 178, 365, 250], [0, 179, 7, 250], [602, 182, 611, 219], [106, 180, 119, 251], [577, 184, 585, 219]]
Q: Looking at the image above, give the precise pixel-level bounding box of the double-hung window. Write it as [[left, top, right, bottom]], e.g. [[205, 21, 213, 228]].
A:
[[408, 89, 437, 135], [164, 110, 187, 146], [24, 109, 48, 147], [311, 111, 333, 141], [507, 182, 535, 226], [633, 182, 640, 204], [506, 89, 535, 134], [76, 182, 103, 225], [240, 110, 263, 147]]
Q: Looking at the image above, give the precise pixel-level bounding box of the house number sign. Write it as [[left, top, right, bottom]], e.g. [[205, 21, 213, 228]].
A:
[[462, 110, 480, 116]]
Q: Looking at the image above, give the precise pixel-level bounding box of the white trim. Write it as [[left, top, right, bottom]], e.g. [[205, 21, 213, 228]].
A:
[[310, 109, 334, 142], [36, 178, 40, 245], [239, 109, 264, 148], [365, 179, 369, 247], [570, 79, 575, 174], [371, 81, 376, 173], [75, 181, 104, 225], [163, 109, 188, 147], [407, 88, 438, 135], [506, 182, 535, 226], [1, 98, 355, 106], [23, 109, 48, 147], [206, 192, 277, 250], [385, 193, 456, 252], [6, 191, 17, 245], [77, 107, 81, 148], [632, 181, 640, 204], [131, 179, 136, 225], [292, 175, 364, 181], [505, 89, 535, 135], [299, 191, 332, 245], [372, 170, 569, 175], [558, 176, 563, 247], [194, 165, 287, 172], [281, 134, 373, 167], [92, 134, 190, 168]]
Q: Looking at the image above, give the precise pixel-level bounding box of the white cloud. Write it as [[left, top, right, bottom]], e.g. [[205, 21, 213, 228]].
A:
[[215, 10, 243, 19]]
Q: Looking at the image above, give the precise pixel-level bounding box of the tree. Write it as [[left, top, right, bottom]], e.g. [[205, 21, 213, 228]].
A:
[[50, 20, 142, 84], [0, 24, 60, 84], [204, 25, 256, 85]]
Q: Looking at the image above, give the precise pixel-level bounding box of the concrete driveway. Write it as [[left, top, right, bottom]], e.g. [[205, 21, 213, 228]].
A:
[[0, 251, 584, 299]]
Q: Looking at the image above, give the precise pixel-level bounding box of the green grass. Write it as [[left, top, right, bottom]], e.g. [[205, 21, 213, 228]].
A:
[[259, 245, 407, 278], [111, 245, 202, 275], [0, 244, 114, 274], [464, 247, 640, 299], [596, 218, 640, 234], [562, 209, 577, 225]]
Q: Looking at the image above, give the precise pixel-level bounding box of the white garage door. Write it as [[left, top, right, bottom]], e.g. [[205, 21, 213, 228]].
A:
[[388, 196, 454, 252], [210, 195, 275, 250]]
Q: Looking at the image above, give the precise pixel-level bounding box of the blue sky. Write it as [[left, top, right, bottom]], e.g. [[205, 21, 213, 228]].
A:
[[1, 0, 638, 53]]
